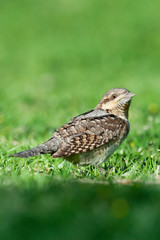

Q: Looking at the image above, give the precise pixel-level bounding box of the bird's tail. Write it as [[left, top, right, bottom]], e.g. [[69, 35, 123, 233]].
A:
[[8, 137, 59, 158]]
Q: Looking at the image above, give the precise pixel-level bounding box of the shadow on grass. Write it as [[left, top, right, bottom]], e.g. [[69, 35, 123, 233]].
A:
[[0, 178, 160, 240]]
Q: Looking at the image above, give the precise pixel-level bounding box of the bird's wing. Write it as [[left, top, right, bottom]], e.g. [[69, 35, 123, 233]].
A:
[[52, 114, 129, 158], [71, 109, 109, 120]]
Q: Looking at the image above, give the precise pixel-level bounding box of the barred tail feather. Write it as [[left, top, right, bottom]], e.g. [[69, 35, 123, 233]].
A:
[[8, 138, 59, 158]]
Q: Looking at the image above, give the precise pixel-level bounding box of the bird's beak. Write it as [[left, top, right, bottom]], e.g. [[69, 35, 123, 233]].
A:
[[118, 92, 136, 104], [128, 92, 136, 98], [123, 92, 136, 100]]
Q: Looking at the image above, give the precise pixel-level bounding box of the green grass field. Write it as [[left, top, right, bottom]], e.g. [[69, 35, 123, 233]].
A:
[[1, 0, 160, 239]]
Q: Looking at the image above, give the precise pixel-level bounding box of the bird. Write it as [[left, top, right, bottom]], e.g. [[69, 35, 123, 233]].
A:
[[9, 88, 136, 166]]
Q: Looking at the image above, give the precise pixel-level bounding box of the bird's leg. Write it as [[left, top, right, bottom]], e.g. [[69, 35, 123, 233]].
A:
[[96, 165, 108, 175]]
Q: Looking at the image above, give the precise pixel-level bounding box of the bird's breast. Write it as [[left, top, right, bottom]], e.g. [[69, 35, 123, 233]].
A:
[[64, 142, 119, 166]]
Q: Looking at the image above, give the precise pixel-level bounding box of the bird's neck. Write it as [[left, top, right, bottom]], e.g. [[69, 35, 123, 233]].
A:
[[95, 101, 130, 120], [107, 108, 129, 120], [95, 106, 129, 120]]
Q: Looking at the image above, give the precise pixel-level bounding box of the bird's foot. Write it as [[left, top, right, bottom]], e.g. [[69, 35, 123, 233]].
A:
[[96, 166, 108, 176]]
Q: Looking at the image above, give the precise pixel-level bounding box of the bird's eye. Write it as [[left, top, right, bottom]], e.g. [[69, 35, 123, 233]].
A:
[[112, 95, 116, 99]]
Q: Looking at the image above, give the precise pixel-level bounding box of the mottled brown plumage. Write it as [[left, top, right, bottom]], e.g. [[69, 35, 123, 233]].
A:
[[9, 88, 136, 166]]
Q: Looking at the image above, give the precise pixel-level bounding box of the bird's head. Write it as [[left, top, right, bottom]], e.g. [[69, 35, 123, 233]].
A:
[[95, 88, 136, 119]]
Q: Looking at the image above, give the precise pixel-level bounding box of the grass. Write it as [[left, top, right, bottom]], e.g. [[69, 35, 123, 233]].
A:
[[1, 0, 160, 239], [1, 181, 160, 240]]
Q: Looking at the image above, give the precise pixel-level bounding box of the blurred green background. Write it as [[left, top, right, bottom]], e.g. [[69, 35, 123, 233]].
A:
[[1, 0, 160, 239]]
